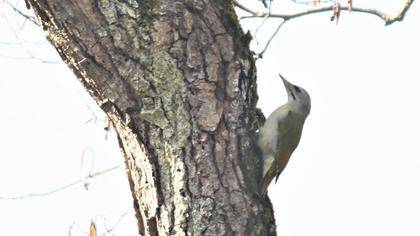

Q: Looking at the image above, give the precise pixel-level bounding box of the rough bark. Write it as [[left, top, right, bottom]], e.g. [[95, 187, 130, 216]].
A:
[[27, 0, 275, 235]]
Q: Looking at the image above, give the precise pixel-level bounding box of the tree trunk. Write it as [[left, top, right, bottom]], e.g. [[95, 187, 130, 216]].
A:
[[28, 0, 276, 235]]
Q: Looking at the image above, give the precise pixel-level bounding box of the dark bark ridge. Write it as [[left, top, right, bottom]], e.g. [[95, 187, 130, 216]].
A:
[[28, 0, 276, 235]]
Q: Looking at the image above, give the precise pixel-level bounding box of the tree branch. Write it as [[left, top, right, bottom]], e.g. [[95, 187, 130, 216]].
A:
[[235, 0, 415, 25], [234, 0, 415, 57]]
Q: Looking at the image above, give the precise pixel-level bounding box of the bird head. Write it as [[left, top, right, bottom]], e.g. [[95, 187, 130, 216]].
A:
[[279, 73, 311, 116]]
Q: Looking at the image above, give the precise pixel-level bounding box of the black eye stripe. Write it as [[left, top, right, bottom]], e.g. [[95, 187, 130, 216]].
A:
[[293, 85, 301, 93], [291, 91, 296, 100]]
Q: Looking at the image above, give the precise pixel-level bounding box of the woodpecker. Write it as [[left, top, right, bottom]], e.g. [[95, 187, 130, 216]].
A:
[[259, 74, 311, 195]]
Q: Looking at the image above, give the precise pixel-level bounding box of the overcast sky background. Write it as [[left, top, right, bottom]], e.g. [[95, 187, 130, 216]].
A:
[[1, 1, 419, 235]]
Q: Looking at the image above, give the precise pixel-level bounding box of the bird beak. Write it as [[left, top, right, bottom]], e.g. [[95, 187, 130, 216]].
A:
[[279, 73, 291, 90]]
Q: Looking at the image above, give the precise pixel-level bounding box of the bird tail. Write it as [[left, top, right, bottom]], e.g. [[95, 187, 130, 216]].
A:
[[259, 163, 277, 196]]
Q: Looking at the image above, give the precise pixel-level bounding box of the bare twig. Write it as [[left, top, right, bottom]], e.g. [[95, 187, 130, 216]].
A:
[[0, 53, 59, 63], [88, 208, 131, 235], [254, 14, 270, 45], [257, 20, 285, 58], [235, 0, 415, 25], [103, 208, 130, 235], [234, 0, 266, 17], [291, 0, 334, 5], [1, 6, 60, 64], [389, 0, 415, 25], [0, 40, 48, 45], [0, 164, 123, 200], [4, 0, 39, 27], [234, 0, 415, 57], [254, 0, 273, 44]]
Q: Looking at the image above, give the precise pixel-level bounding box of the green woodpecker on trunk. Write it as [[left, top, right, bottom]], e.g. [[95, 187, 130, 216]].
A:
[[259, 74, 311, 195]]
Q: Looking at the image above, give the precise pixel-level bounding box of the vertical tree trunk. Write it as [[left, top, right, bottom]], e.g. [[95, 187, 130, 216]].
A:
[[28, 0, 276, 234]]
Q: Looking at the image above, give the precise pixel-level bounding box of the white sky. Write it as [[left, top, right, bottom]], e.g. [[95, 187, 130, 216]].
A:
[[1, 1, 420, 235]]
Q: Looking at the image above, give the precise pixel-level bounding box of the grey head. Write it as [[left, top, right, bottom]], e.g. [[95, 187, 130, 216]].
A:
[[279, 73, 311, 116]]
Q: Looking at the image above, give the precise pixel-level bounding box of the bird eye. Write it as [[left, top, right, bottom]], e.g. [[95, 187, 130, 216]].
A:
[[293, 86, 301, 93]]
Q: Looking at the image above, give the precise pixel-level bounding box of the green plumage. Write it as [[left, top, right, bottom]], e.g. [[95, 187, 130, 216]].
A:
[[258, 75, 311, 195]]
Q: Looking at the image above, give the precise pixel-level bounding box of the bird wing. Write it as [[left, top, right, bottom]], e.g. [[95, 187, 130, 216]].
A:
[[260, 110, 296, 194], [260, 159, 277, 195], [258, 105, 290, 155], [274, 111, 296, 182], [259, 106, 307, 195]]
